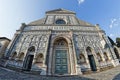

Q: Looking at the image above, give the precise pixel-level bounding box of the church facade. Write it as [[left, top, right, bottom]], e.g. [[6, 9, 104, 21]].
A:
[[5, 9, 120, 75]]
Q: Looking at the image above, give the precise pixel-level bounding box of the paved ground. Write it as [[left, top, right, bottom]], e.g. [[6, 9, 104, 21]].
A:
[[0, 65, 120, 80], [83, 65, 120, 80]]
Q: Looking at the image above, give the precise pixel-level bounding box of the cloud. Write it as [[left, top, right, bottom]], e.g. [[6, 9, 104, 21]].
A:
[[109, 34, 114, 37], [78, 0, 85, 5], [109, 18, 120, 29], [108, 17, 120, 40], [109, 24, 113, 28]]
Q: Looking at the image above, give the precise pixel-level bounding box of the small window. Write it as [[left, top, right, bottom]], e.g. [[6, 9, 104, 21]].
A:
[[55, 19, 66, 24]]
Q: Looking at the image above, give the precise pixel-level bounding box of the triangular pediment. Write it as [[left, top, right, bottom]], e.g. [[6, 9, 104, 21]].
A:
[[28, 9, 94, 26], [46, 8, 76, 14], [28, 18, 45, 25]]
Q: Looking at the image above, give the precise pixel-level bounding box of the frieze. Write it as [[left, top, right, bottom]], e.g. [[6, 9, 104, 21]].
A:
[[23, 25, 97, 31], [10, 34, 49, 55], [22, 31, 50, 35], [74, 31, 100, 35], [52, 31, 70, 34]]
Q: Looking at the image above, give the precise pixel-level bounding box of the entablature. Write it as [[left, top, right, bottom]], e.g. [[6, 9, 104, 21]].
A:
[[23, 25, 97, 31]]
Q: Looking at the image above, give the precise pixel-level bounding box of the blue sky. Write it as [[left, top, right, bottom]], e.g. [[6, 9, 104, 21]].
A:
[[0, 0, 120, 41]]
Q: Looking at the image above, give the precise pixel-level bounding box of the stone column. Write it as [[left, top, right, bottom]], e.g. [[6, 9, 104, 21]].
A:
[[46, 31, 52, 75], [70, 31, 82, 75], [68, 44, 74, 75], [47, 46, 53, 75]]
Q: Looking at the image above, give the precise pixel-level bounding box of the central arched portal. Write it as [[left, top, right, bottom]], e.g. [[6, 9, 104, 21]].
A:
[[53, 38, 69, 75]]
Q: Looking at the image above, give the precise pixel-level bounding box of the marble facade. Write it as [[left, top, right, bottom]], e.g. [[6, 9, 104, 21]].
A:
[[5, 9, 120, 75]]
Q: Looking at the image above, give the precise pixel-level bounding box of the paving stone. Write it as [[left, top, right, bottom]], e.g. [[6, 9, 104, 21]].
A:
[[0, 65, 120, 80]]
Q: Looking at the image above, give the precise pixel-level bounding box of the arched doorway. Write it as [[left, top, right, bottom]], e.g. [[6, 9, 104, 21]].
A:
[[24, 55, 34, 71], [53, 38, 68, 75], [86, 47, 97, 71], [23, 46, 35, 71]]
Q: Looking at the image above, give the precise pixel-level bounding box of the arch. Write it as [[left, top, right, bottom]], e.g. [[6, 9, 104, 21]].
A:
[[97, 53, 102, 62], [47, 35, 75, 75], [86, 46, 92, 52], [18, 52, 24, 61], [79, 54, 86, 64], [28, 46, 35, 52], [34, 53, 44, 67], [11, 52, 17, 60], [86, 46, 97, 71], [53, 37, 69, 74], [54, 37, 68, 47], [114, 47, 120, 59], [86, 46, 93, 55], [104, 52, 109, 61], [36, 53, 44, 63], [52, 35, 71, 46]]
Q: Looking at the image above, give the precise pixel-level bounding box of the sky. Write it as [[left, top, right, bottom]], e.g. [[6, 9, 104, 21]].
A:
[[0, 0, 120, 41]]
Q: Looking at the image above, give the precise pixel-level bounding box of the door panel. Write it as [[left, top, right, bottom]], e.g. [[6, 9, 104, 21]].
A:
[[25, 55, 34, 71], [55, 50, 68, 74], [88, 55, 97, 71], [61, 59, 67, 64]]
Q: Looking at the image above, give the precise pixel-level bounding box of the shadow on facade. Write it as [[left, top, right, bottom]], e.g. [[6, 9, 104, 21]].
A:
[[112, 73, 120, 80]]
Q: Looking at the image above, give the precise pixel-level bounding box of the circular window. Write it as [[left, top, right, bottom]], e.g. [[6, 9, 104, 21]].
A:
[[55, 19, 66, 24]]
